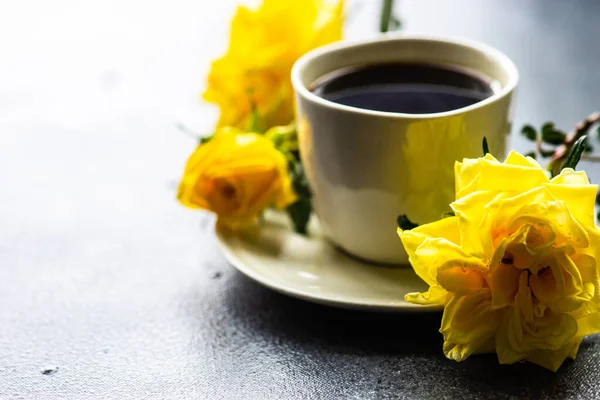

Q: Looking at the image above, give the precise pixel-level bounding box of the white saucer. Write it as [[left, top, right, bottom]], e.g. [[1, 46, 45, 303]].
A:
[[216, 211, 442, 312]]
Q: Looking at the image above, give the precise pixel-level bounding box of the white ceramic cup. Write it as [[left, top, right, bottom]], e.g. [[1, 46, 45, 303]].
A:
[[292, 34, 518, 264]]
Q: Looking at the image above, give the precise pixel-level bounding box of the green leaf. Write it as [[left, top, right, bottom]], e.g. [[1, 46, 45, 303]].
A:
[[286, 198, 311, 235], [199, 135, 213, 144], [560, 135, 588, 172], [265, 124, 298, 153], [284, 151, 312, 234], [541, 122, 555, 135], [482, 137, 490, 156], [540, 149, 556, 158], [397, 215, 418, 230], [288, 157, 311, 198], [524, 151, 537, 160], [541, 128, 567, 145], [520, 125, 537, 141], [246, 91, 262, 133]]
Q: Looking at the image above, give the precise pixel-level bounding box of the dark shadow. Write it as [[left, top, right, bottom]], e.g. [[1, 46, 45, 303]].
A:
[[217, 272, 599, 399], [222, 272, 444, 355]]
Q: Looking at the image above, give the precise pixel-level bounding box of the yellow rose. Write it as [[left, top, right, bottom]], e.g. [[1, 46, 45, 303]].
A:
[[399, 151, 600, 371], [177, 128, 297, 229], [203, 0, 344, 130]]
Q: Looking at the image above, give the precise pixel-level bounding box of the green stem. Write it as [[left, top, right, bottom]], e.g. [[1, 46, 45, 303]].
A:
[[380, 0, 395, 33]]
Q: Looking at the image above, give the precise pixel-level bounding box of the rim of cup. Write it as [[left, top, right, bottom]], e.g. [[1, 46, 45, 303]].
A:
[[291, 33, 519, 120]]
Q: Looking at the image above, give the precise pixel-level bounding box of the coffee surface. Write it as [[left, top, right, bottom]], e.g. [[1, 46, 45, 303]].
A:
[[311, 62, 495, 114]]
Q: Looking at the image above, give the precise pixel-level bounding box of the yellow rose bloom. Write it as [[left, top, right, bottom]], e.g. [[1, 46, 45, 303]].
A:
[[203, 0, 344, 130], [399, 151, 600, 371], [177, 128, 297, 229]]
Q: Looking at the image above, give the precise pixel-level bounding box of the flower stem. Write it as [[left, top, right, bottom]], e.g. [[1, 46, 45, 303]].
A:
[[566, 111, 600, 143], [380, 0, 395, 33], [552, 112, 600, 160], [548, 111, 600, 176]]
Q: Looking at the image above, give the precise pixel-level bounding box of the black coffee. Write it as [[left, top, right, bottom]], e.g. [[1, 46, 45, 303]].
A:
[[310, 62, 495, 114]]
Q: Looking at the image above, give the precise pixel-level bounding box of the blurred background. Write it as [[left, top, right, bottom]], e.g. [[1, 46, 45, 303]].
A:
[[2, 0, 598, 159], [3, 0, 600, 267]]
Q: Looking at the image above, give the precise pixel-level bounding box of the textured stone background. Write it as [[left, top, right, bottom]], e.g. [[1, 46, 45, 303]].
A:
[[2, 0, 600, 398]]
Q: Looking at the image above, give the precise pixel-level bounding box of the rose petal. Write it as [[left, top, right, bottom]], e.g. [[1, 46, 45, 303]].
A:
[[497, 305, 578, 371], [441, 290, 503, 362], [489, 257, 521, 309], [414, 238, 487, 284], [550, 168, 590, 185], [516, 271, 535, 324], [404, 285, 448, 306], [544, 184, 597, 227], [575, 311, 600, 337], [504, 150, 544, 169], [568, 337, 583, 360], [496, 311, 523, 365], [525, 340, 579, 372], [454, 154, 499, 199], [494, 188, 589, 249], [399, 219, 466, 287], [407, 216, 461, 245], [491, 186, 552, 230], [450, 191, 502, 259], [458, 155, 549, 198], [437, 264, 487, 296], [529, 266, 560, 306], [573, 254, 600, 317]]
